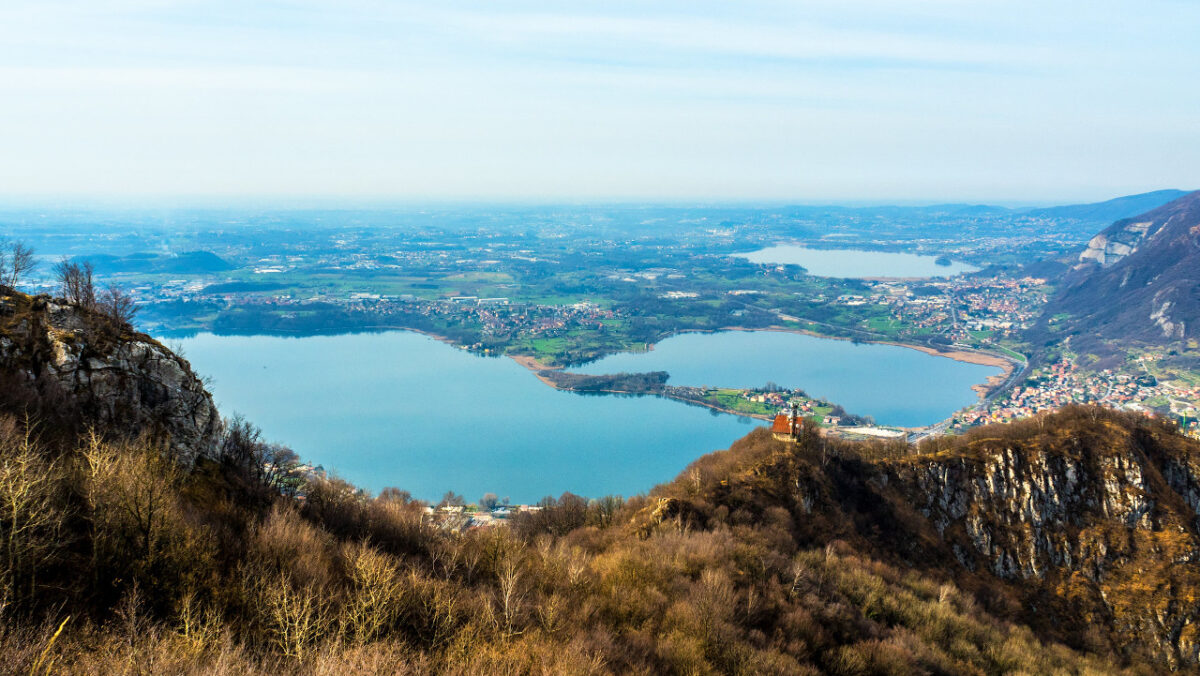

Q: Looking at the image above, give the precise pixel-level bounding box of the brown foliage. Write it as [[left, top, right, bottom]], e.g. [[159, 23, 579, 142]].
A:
[[1, 407, 1184, 673], [54, 259, 96, 310]]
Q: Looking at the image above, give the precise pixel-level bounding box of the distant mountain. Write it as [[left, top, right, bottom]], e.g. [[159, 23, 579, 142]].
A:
[[78, 250, 234, 275], [1038, 190, 1200, 362], [1025, 189, 1190, 226]]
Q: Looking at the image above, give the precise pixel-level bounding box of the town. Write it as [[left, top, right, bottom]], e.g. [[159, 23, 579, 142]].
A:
[[957, 356, 1200, 438]]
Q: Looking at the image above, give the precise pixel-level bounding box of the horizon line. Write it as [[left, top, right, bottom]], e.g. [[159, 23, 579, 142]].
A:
[[0, 188, 1191, 212]]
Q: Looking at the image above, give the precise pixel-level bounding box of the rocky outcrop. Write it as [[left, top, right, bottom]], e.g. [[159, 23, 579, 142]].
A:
[[884, 422, 1200, 668], [1078, 221, 1151, 266], [686, 413, 1200, 668], [901, 443, 1162, 579], [0, 292, 221, 464]]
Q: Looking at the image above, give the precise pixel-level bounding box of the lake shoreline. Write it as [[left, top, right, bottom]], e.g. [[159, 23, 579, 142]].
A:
[[180, 322, 1015, 430], [507, 325, 1020, 430], [662, 325, 1018, 387]]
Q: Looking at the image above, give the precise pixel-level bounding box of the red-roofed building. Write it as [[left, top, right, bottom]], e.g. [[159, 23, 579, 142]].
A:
[[771, 404, 802, 443]]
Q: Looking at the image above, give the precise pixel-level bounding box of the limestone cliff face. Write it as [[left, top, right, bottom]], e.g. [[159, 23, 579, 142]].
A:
[[1078, 221, 1152, 266], [662, 415, 1200, 669], [888, 423, 1200, 668], [0, 292, 221, 464], [902, 444, 1159, 578]]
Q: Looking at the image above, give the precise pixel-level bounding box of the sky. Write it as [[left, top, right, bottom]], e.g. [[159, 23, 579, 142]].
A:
[[1, 0, 1197, 204]]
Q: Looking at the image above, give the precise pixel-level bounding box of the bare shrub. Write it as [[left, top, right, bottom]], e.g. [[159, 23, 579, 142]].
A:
[[244, 506, 338, 659], [248, 505, 335, 589], [53, 259, 95, 309], [0, 417, 65, 611], [247, 571, 333, 660], [362, 496, 431, 556], [341, 541, 403, 644], [98, 284, 138, 327], [82, 437, 181, 563]]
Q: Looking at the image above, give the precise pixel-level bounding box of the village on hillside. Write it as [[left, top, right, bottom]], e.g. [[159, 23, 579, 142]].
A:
[[952, 357, 1200, 439]]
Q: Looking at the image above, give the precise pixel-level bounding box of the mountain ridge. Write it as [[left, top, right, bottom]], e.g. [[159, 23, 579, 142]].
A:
[[1037, 190, 1200, 365], [1025, 189, 1191, 225]]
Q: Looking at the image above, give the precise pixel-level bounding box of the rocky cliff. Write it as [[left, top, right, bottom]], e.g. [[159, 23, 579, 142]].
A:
[[893, 419, 1200, 667], [1078, 221, 1151, 266], [0, 289, 221, 464], [647, 409, 1200, 669]]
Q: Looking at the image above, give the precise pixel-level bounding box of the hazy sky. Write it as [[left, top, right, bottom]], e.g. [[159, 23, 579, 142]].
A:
[[1, 0, 1197, 203]]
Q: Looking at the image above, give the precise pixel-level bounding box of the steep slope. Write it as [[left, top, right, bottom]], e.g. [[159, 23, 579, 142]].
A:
[[896, 420, 1200, 665], [1026, 189, 1190, 226], [1039, 190, 1200, 360], [649, 408, 1200, 668], [0, 289, 220, 463]]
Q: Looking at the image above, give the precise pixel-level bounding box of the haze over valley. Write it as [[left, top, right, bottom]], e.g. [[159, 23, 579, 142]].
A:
[[2, 1, 1200, 673]]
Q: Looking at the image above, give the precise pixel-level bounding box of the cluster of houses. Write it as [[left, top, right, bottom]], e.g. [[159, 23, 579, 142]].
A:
[[745, 390, 841, 426], [955, 358, 1200, 437]]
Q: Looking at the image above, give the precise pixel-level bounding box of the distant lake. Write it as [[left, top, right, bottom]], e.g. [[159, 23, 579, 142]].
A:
[[172, 330, 998, 503], [734, 245, 978, 278]]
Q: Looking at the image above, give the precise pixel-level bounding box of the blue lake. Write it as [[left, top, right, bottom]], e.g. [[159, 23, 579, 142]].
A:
[[173, 331, 755, 503], [734, 245, 978, 278], [577, 331, 1000, 427], [172, 330, 999, 503]]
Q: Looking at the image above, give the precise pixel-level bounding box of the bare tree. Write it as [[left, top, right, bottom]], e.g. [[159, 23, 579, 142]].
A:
[[439, 491, 465, 508], [0, 241, 36, 290], [495, 554, 525, 635], [53, 258, 95, 309], [99, 284, 138, 326], [378, 487, 413, 504], [219, 414, 265, 479], [0, 417, 65, 610], [261, 444, 302, 497]]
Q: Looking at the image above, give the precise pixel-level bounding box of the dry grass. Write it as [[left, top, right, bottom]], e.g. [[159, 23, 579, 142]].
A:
[[0, 404, 1189, 673]]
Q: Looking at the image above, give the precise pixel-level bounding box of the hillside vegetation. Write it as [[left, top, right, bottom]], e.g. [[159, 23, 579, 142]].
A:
[[0, 410, 1154, 675], [2, 291, 1199, 673]]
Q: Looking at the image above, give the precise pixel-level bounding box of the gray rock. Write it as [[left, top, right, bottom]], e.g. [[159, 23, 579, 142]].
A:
[[0, 297, 222, 465]]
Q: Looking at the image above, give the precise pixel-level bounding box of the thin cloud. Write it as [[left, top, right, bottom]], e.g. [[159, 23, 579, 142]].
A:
[[0, 0, 1196, 200]]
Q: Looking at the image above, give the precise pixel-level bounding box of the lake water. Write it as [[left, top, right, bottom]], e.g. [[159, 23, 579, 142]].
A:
[[577, 331, 999, 427], [734, 245, 978, 278], [173, 330, 998, 503], [174, 331, 756, 503]]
